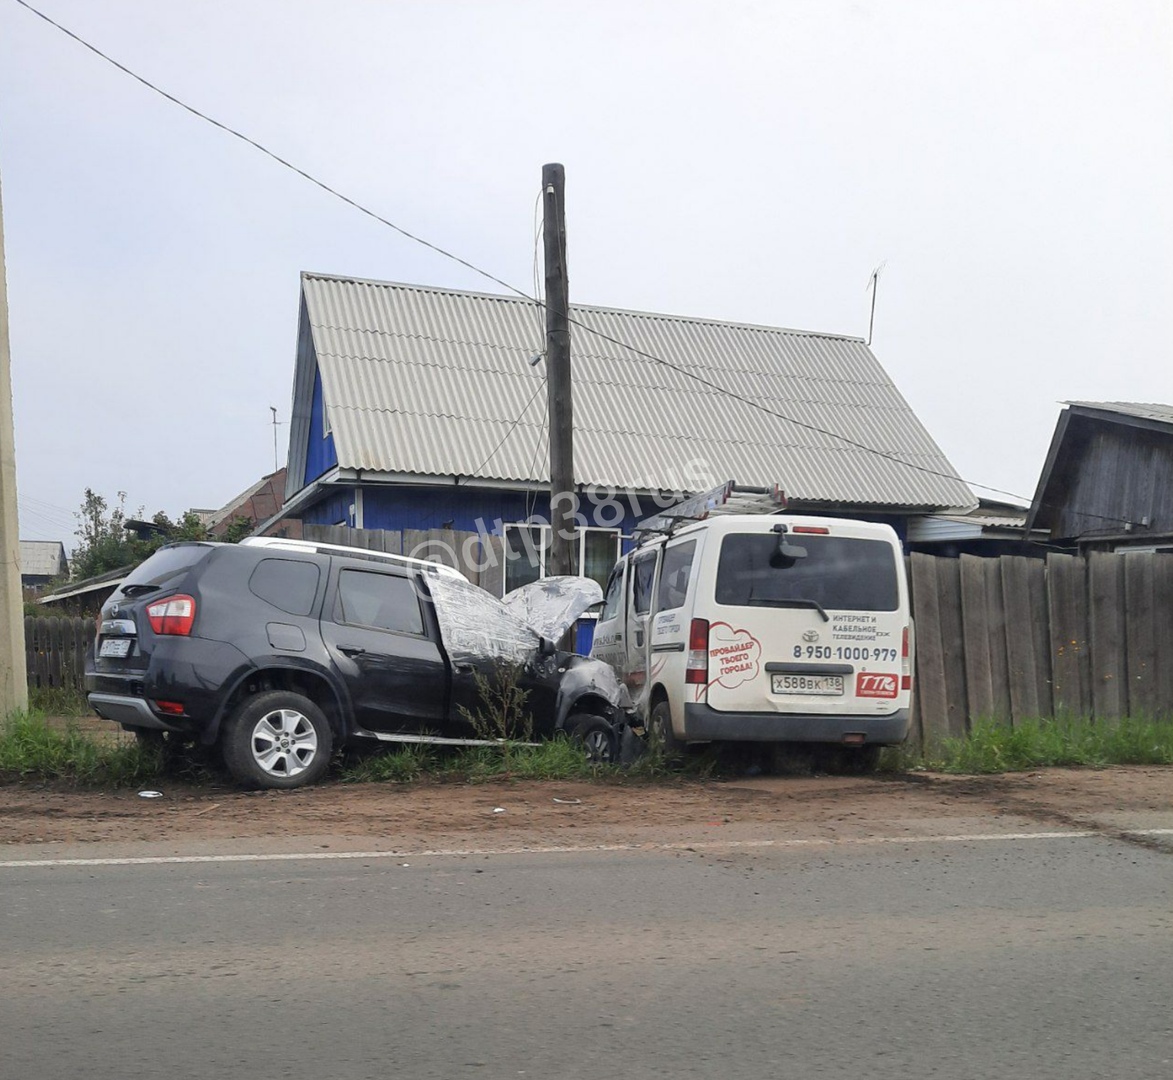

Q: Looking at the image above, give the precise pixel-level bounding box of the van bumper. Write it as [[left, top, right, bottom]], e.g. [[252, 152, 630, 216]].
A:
[[681, 704, 910, 745]]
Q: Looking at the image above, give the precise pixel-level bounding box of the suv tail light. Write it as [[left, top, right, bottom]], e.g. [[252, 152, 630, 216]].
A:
[[685, 618, 709, 685], [901, 626, 913, 691], [146, 594, 196, 636]]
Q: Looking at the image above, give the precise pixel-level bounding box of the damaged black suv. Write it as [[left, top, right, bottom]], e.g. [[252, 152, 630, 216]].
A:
[[85, 537, 631, 788]]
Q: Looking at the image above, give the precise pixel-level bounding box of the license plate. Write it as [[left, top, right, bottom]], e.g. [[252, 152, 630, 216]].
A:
[[772, 674, 844, 696], [99, 638, 132, 658]]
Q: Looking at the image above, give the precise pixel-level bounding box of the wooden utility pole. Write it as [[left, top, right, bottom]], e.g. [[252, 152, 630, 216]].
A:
[[542, 163, 575, 577], [0, 168, 28, 715]]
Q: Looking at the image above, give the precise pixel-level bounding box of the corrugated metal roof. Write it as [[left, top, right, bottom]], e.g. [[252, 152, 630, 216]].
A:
[[19, 540, 67, 579], [297, 274, 975, 510], [1065, 401, 1173, 426]]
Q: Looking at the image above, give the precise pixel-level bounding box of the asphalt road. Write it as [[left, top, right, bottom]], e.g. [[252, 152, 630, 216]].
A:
[[3, 827, 1172, 1080]]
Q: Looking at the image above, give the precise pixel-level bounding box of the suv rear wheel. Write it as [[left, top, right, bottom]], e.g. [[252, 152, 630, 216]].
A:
[[222, 691, 334, 789]]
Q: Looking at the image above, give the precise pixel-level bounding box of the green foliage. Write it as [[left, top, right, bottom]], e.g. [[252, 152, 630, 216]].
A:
[[914, 716, 1173, 773], [70, 489, 213, 581], [220, 516, 257, 544], [340, 743, 439, 783], [0, 713, 164, 787], [27, 684, 89, 717]]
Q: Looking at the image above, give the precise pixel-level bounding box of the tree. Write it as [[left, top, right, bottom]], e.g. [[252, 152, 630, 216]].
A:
[[71, 491, 217, 581]]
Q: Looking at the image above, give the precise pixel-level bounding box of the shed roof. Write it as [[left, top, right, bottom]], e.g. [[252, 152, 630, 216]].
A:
[[1064, 401, 1173, 426], [289, 274, 975, 512], [19, 540, 67, 579]]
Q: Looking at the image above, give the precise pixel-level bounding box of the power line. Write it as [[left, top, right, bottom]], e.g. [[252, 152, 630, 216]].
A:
[[11, 0, 532, 304], [467, 376, 547, 479], [13, 0, 1102, 520]]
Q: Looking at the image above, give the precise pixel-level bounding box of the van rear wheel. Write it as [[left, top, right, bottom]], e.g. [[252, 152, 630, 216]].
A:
[[649, 701, 684, 762]]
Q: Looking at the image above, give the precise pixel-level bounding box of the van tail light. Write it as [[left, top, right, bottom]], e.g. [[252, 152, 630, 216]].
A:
[[146, 594, 196, 636], [901, 626, 913, 691], [685, 618, 709, 685], [792, 525, 830, 534]]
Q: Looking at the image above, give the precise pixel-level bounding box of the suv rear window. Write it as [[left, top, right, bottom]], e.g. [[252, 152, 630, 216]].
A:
[[715, 533, 898, 612], [119, 544, 212, 591]]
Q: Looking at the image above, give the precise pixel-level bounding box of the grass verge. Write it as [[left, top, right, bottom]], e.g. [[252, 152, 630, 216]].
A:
[[916, 715, 1173, 774], [27, 685, 90, 716], [0, 712, 164, 787]]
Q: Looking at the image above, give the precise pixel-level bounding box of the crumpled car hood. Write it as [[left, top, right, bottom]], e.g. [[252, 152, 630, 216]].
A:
[[426, 573, 541, 665], [500, 576, 603, 642]]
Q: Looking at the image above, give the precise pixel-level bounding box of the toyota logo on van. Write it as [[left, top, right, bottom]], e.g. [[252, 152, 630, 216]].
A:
[[802, 630, 820, 643]]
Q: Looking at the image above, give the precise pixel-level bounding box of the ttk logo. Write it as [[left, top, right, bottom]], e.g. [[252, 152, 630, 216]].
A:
[[855, 672, 898, 699]]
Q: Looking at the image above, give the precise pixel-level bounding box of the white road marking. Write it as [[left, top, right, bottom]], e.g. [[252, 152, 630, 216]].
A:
[[2, 827, 1163, 869]]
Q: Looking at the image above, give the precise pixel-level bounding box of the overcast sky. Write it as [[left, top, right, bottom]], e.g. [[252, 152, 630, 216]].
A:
[[1, 0, 1170, 546]]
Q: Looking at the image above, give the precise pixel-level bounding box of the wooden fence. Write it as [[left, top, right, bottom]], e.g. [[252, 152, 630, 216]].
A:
[[25, 616, 92, 693], [908, 551, 1173, 747], [29, 541, 1173, 737]]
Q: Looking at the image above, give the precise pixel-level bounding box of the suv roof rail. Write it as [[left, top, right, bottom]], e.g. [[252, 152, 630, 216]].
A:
[[240, 536, 466, 578]]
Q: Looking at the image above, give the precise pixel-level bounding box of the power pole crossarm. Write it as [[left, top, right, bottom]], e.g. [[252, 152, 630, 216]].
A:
[[543, 163, 575, 579]]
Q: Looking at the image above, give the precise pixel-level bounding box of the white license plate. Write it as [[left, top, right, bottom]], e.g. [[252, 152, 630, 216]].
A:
[[99, 638, 132, 658], [772, 674, 844, 696]]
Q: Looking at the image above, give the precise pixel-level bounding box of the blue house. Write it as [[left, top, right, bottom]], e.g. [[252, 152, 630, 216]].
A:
[[276, 272, 974, 603]]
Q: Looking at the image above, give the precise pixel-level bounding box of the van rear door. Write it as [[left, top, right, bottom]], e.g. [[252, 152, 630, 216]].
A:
[[701, 524, 907, 716]]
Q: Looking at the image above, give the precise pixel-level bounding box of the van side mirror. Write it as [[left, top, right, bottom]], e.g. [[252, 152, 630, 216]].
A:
[[539, 636, 557, 657]]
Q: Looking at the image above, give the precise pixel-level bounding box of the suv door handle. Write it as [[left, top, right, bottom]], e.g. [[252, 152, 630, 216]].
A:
[[339, 645, 368, 658], [454, 663, 474, 675]]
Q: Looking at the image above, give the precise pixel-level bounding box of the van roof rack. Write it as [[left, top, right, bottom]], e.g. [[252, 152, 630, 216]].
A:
[[240, 536, 465, 577], [633, 482, 787, 539]]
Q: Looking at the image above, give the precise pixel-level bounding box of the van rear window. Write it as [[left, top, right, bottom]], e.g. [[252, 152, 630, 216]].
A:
[[715, 534, 898, 612]]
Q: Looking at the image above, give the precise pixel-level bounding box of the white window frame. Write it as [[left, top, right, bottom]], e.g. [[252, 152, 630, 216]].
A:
[[501, 523, 621, 598]]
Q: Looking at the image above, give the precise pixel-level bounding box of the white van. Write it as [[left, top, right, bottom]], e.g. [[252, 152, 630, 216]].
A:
[[589, 514, 913, 769]]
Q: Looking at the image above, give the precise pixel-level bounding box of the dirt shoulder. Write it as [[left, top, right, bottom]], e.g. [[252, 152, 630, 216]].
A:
[[2, 766, 1170, 856]]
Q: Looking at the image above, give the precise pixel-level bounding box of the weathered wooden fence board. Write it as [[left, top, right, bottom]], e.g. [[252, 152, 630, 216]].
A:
[[959, 555, 996, 721], [25, 616, 92, 693], [909, 554, 950, 745], [1155, 555, 1173, 719], [1124, 553, 1158, 717], [1046, 553, 1092, 718], [1088, 553, 1127, 719]]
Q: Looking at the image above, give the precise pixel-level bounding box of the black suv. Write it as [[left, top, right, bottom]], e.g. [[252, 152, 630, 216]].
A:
[[85, 538, 631, 788]]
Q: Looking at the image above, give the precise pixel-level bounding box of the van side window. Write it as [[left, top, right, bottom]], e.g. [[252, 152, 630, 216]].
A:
[[656, 540, 696, 611], [600, 564, 623, 622], [631, 553, 657, 616]]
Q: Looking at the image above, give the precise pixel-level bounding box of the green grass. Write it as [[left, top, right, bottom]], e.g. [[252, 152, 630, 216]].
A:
[[7, 709, 1172, 789], [0, 712, 165, 787], [917, 715, 1173, 774], [27, 684, 89, 716]]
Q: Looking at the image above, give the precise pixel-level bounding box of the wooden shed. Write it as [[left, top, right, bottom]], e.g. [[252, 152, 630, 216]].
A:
[[1025, 401, 1173, 552]]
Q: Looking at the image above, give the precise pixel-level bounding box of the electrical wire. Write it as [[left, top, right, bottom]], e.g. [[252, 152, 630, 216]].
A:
[[11, 0, 532, 304], [13, 0, 1123, 523], [467, 376, 547, 480]]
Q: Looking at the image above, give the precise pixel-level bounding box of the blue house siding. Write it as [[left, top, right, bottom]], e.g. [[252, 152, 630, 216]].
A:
[[354, 485, 655, 548], [303, 368, 338, 487], [305, 488, 356, 528]]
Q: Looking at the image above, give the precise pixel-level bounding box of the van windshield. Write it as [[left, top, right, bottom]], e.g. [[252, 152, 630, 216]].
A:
[[715, 533, 899, 612]]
